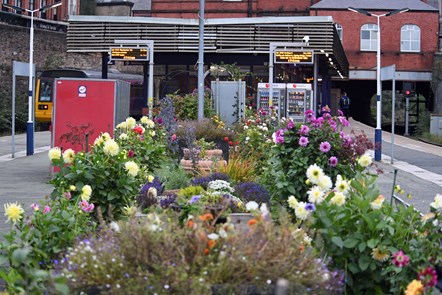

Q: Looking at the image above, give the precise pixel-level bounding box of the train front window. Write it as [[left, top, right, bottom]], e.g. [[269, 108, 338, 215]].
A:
[[39, 80, 52, 102]]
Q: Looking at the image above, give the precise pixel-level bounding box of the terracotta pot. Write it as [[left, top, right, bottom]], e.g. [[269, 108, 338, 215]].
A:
[[180, 159, 227, 174]]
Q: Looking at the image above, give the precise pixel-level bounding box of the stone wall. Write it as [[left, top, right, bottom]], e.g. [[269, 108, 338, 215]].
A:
[[0, 23, 102, 94]]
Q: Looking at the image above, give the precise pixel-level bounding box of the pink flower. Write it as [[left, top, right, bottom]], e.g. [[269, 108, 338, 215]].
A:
[[298, 125, 310, 135], [299, 136, 309, 147], [286, 120, 295, 129], [337, 109, 344, 116], [329, 156, 338, 167], [43, 205, 51, 214], [64, 191, 72, 200], [392, 250, 409, 268], [31, 203, 39, 211], [319, 141, 331, 153], [338, 116, 350, 127], [171, 134, 177, 141], [127, 150, 135, 158], [78, 200, 95, 213]]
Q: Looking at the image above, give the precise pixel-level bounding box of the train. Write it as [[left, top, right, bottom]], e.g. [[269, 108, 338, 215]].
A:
[[35, 68, 144, 123]]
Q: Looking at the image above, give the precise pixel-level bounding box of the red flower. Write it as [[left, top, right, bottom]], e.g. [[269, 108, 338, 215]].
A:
[[418, 266, 438, 287], [235, 141, 239, 145], [127, 150, 135, 158], [228, 141, 233, 146], [223, 137, 229, 142], [392, 250, 409, 267], [133, 125, 144, 135]]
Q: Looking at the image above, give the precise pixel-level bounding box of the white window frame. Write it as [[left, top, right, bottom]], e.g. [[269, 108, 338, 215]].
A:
[[360, 23, 378, 52], [401, 24, 421, 52], [335, 23, 343, 41]]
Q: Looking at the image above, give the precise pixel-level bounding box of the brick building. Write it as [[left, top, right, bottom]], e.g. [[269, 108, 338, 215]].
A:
[[1, 0, 77, 21]]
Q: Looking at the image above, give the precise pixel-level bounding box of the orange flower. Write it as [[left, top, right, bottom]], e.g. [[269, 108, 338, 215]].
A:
[[299, 245, 305, 252], [204, 248, 210, 255], [199, 213, 214, 221], [187, 220, 194, 228], [247, 218, 258, 227], [405, 280, 424, 295], [208, 240, 217, 249]]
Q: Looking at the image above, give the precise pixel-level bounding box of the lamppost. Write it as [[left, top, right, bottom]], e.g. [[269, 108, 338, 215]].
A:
[[348, 6, 408, 161], [3, 1, 62, 156]]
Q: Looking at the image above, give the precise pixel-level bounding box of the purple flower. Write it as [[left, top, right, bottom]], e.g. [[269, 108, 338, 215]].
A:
[[305, 203, 316, 211], [273, 129, 285, 144], [338, 116, 350, 127], [189, 195, 202, 204], [319, 141, 331, 153], [329, 156, 338, 167], [299, 136, 309, 147], [43, 205, 51, 214], [304, 110, 315, 122], [337, 109, 344, 116], [298, 125, 310, 135]]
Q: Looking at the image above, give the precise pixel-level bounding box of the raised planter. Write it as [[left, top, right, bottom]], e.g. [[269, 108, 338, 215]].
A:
[[180, 148, 226, 174]]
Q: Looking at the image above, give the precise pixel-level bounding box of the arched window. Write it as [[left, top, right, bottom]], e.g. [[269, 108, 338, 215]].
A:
[[360, 24, 378, 51], [335, 23, 343, 41], [401, 25, 420, 52]]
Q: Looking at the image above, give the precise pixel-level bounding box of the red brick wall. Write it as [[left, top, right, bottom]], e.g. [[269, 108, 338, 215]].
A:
[[149, 0, 322, 18], [2, 0, 73, 21], [311, 10, 438, 72]]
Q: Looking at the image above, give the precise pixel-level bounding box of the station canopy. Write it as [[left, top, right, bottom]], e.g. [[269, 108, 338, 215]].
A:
[[67, 15, 349, 78]]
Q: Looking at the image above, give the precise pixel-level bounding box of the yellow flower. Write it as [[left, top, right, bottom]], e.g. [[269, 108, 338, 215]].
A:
[[125, 161, 139, 177], [119, 133, 128, 140], [81, 185, 92, 201], [103, 139, 119, 156], [69, 185, 77, 191], [149, 131, 156, 137], [4, 202, 24, 224], [48, 147, 61, 161], [116, 122, 127, 130], [358, 154, 372, 167], [62, 148, 75, 164], [405, 280, 424, 295], [146, 119, 155, 128], [124, 205, 138, 217], [370, 195, 385, 210], [147, 175, 154, 183], [371, 247, 389, 262]]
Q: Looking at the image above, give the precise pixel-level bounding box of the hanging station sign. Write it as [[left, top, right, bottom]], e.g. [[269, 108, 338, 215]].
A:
[[110, 47, 149, 61], [274, 50, 314, 64]]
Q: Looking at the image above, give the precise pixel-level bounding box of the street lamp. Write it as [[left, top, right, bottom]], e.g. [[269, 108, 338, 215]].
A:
[[3, 1, 62, 156], [348, 6, 408, 161]]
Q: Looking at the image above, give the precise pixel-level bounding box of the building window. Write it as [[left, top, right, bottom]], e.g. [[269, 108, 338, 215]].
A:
[[335, 23, 343, 41], [360, 23, 378, 51], [2, 0, 9, 12], [29, 0, 33, 10], [40, 0, 47, 18], [401, 24, 420, 52]]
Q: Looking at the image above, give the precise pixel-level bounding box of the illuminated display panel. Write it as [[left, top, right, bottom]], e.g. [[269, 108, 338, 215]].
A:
[[274, 50, 314, 64], [110, 48, 149, 61]]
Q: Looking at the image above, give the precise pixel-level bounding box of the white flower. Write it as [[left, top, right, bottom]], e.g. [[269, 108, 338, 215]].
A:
[[125, 161, 139, 177], [109, 221, 120, 232], [246, 201, 259, 211], [207, 180, 234, 193], [262, 127, 268, 132], [140, 116, 149, 124], [317, 175, 333, 191], [116, 122, 127, 130], [207, 233, 219, 240], [126, 117, 136, 129], [358, 154, 373, 167], [306, 164, 324, 185], [146, 119, 155, 128], [330, 192, 346, 206], [294, 202, 310, 220], [149, 131, 156, 137], [243, 125, 249, 130], [335, 175, 350, 194], [260, 203, 269, 216], [218, 228, 228, 239], [307, 186, 325, 204], [62, 148, 75, 164], [101, 132, 111, 141], [48, 147, 62, 161], [430, 194, 442, 209], [287, 195, 298, 209], [119, 133, 128, 140], [103, 139, 120, 156]]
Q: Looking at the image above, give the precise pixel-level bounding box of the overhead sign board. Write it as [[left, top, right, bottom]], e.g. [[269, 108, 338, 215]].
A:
[[274, 50, 314, 64], [110, 47, 149, 61]]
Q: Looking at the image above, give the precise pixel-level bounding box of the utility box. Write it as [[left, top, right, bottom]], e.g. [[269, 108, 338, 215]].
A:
[[430, 114, 442, 137], [211, 80, 246, 125], [52, 78, 130, 152]]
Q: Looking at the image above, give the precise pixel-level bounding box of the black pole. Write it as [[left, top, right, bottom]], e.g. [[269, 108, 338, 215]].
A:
[[101, 52, 108, 79]]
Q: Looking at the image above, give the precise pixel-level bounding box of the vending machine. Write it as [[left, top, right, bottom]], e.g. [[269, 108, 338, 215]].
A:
[[257, 83, 286, 118], [286, 83, 312, 122]]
